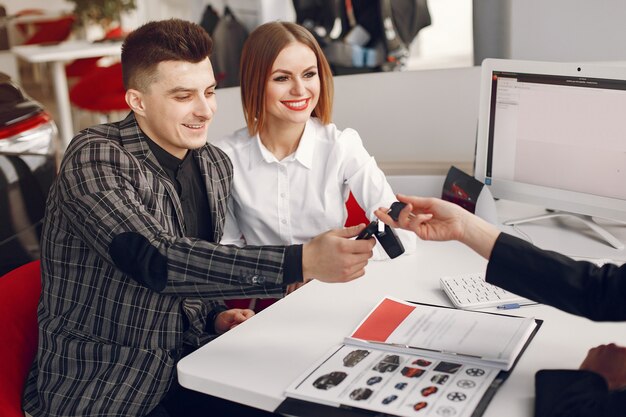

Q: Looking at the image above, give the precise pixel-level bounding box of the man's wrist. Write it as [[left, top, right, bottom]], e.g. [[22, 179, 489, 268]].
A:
[[205, 305, 229, 335]]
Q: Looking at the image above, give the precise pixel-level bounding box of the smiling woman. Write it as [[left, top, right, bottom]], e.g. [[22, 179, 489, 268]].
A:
[[213, 21, 416, 311], [261, 42, 320, 159]]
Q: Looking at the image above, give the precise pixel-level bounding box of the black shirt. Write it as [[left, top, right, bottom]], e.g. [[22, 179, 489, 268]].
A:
[[147, 140, 213, 241], [147, 140, 302, 285], [108, 139, 302, 295]]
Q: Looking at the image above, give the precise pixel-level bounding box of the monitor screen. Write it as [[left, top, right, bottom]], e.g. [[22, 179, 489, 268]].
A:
[[475, 59, 626, 222]]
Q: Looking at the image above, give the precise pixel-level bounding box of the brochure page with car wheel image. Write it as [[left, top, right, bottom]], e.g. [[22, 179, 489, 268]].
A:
[[284, 344, 501, 417], [281, 297, 541, 417]]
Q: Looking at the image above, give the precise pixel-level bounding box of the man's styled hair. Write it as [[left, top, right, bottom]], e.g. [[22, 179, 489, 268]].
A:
[[240, 21, 334, 136], [121, 19, 213, 91]]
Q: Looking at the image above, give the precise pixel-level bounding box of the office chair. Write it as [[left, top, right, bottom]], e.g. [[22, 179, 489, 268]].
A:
[[13, 9, 44, 40], [0, 260, 41, 417], [65, 26, 125, 79], [69, 62, 129, 128], [21, 15, 75, 46]]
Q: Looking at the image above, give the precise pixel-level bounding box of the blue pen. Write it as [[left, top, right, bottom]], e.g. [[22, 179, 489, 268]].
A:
[[497, 302, 536, 310], [497, 303, 522, 310]]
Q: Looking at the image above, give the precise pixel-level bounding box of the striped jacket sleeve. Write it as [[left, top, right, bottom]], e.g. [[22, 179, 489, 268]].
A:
[[57, 135, 288, 299]]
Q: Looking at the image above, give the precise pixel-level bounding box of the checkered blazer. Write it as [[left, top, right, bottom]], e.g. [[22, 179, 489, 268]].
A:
[[23, 113, 287, 417]]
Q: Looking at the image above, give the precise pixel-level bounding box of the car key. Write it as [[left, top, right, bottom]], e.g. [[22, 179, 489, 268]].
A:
[[387, 202, 407, 222]]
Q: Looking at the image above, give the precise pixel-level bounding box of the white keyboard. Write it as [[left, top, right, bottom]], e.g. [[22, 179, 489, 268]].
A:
[[440, 273, 533, 310]]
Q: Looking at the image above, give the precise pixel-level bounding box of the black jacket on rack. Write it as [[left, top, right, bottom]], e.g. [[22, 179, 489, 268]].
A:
[[211, 6, 248, 88], [292, 0, 431, 73], [199, 4, 220, 36]]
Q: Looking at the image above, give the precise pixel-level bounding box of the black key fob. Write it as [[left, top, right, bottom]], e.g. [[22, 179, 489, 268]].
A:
[[387, 202, 407, 222], [356, 220, 379, 240]]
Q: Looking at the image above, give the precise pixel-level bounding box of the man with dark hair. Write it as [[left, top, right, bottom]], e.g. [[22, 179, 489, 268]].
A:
[[23, 19, 374, 417]]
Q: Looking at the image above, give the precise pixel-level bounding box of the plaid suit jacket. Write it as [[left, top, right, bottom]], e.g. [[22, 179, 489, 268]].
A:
[[23, 113, 287, 417]]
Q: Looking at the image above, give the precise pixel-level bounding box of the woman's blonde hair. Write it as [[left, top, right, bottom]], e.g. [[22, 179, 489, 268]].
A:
[[239, 21, 334, 136]]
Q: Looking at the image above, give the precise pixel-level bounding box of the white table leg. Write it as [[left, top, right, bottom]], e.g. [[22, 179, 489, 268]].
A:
[[50, 60, 73, 150]]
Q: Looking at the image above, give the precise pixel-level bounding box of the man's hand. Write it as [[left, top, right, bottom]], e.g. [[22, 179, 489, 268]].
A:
[[580, 343, 626, 390], [285, 278, 313, 295], [302, 225, 375, 282], [214, 308, 255, 334]]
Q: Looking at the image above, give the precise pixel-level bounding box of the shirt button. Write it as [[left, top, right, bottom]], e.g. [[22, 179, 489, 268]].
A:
[[280, 193, 286, 198], [281, 219, 287, 224]]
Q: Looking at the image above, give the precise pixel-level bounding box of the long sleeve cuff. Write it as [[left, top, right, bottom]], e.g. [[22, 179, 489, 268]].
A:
[[283, 244, 303, 285], [535, 369, 613, 417], [205, 304, 229, 335]]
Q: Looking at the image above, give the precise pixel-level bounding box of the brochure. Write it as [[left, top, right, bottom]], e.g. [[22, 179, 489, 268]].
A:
[[280, 297, 541, 417]]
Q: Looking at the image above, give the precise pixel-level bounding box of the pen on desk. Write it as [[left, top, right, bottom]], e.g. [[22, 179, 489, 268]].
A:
[[497, 302, 537, 310]]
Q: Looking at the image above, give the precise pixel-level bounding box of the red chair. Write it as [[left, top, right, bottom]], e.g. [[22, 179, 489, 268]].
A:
[[22, 15, 75, 45], [344, 191, 370, 227], [13, 9, 44, 39], [226, 192, 369, 312], [69, 62, 129, 127], [0, 260, 41, 417], [65, 26, 126, 79]]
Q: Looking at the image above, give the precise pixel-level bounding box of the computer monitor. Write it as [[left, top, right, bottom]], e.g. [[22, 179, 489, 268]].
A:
[[474, 59, 626, 249]]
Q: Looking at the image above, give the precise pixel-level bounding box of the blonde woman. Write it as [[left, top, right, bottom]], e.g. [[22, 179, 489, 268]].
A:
[[214, 22, 414, 278]]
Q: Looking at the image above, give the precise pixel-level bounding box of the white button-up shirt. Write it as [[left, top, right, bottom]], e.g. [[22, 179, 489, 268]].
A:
[[213, 118, 415, 258]]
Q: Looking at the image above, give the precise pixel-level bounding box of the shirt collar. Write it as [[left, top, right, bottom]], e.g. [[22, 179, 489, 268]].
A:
[[146, 136, 189, 171], [249, 119, 315, 170]]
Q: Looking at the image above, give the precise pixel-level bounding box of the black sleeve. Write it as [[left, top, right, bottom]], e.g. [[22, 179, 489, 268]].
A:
[[282, 244, 303, 285], [535, 369, 626, 417], [205, 304, 229, 335], [109, 232, 168, 292], [486, 233, 626, 321], [109, 232, 303, 291]]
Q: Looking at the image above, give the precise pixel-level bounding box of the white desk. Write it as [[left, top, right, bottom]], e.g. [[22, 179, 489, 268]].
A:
[[12, 40, 123, 149], [177, 198, 626, 416]]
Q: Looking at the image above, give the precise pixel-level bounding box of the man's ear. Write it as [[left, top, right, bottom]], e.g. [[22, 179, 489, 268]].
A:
[[125, 89, 146, 116]]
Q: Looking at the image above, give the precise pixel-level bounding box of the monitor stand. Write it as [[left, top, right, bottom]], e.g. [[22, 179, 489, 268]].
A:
[[503, 211, 625, 250]]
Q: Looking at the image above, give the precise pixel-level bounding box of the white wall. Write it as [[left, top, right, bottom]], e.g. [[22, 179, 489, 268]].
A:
[[509, 0, 626, 62], [208, 67, 481, 175], [407, 0, 473, 70]]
